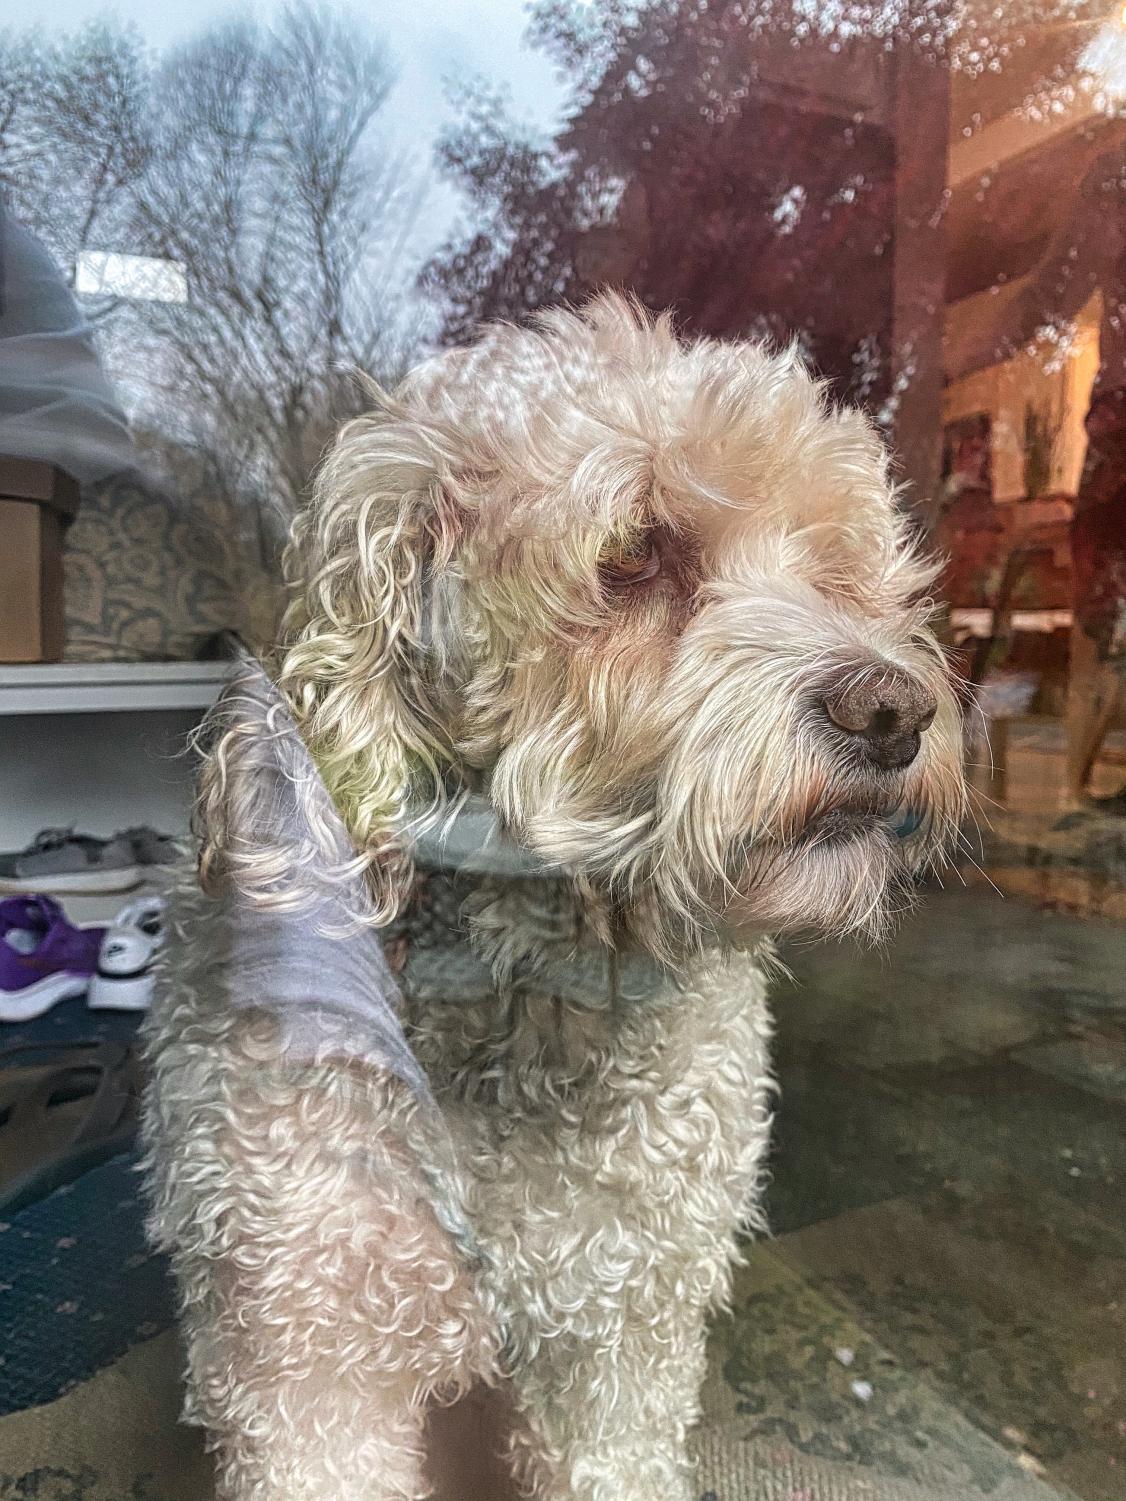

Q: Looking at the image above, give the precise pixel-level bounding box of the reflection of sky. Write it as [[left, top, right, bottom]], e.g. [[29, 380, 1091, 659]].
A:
[[1080, 15, 1126, 101], [9, 0, 566, 261]]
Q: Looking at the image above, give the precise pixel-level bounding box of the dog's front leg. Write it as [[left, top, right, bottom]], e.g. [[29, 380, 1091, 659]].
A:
[[145, 1034, 498, 1501], [504, 1288, 710, 1500]]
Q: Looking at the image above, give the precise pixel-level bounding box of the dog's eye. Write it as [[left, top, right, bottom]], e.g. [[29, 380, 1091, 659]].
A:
[[599, 531, 660, 585]]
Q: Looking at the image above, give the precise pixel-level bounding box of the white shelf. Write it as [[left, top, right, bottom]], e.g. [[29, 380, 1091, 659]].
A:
[[0, 660, 234, 716]]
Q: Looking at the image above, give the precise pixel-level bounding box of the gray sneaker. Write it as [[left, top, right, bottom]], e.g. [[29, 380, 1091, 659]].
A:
[[0, 829, 143, 895], [120, 826, 183, 869]]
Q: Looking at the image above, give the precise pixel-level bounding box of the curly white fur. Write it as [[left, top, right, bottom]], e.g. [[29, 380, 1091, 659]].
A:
[[143, 294, 965, 1500]]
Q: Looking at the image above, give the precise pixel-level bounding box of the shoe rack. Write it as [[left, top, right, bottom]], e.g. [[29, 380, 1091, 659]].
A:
[[0, 661, 231, 922]]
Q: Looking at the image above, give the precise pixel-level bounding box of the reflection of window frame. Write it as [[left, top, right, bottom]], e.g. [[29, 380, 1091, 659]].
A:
[[943, 297, 1102, 504], [942, 411, 992, 493]]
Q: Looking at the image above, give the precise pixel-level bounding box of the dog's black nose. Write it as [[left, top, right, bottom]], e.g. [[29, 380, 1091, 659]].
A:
[[823, 669, 937, 771]]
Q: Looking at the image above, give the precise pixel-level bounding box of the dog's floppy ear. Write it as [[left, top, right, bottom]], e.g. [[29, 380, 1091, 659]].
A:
[[273, 400, 461, 921]]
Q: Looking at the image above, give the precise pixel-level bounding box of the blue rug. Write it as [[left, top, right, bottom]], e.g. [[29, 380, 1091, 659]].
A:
[[0, 999, 175, 1416], [0, 995, 144, 1054], [0, 1150, 175, 1415]]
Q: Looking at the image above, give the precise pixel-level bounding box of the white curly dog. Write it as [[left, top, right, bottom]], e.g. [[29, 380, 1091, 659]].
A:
[[142, 295, 964, 1501]]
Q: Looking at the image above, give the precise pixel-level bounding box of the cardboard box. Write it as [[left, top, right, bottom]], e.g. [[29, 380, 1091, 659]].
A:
[[0, 459, 80, 663]]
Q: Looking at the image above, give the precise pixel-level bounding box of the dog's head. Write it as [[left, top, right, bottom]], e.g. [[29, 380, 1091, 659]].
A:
[[277, 294, 965, 963]]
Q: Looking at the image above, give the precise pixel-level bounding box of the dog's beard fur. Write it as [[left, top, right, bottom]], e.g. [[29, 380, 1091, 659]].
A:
[[247, 293, 965, 970]]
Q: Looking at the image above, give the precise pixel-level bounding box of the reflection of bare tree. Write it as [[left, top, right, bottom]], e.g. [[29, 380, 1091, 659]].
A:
[[1, 23, 149, 294], [1, 5, 423, 557]]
